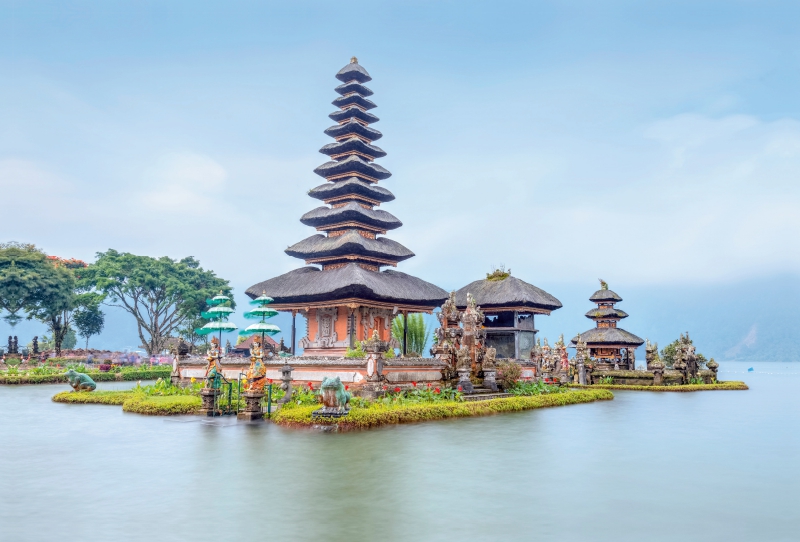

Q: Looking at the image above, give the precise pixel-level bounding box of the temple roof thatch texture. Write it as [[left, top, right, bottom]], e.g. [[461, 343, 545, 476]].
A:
[[585, 307, 629, 319], [454, 275, 562, 312], [590, 289, 622, 302], [570, 328, 644, 347], [300, 202, 402, 230], [285, 232, 414, 262], [308, 177, 395, 203], [246, 264, 448, 307]]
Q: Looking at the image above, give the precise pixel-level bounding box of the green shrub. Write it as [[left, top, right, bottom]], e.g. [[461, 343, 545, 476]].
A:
[[497, 361, 522, 389], [274, 389, 613, 429], [0, 367, 171, 385], [122, 395, 201, 415], [345, 343, 366, 358], [508, 380, 565, 396]]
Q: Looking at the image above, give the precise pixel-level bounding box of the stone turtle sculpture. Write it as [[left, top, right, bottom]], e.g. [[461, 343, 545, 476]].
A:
[[65, 369, 96, 392]]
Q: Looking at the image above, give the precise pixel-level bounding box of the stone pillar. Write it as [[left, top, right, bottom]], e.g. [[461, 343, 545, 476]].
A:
[[457, 368, 474, 394], [361, 352, 385, 399], [290, 311, 297, 356], [238, 391, 265, 421], [628, 348, 636, 371], [278, 363, 293, 404], [578, 360, 587, 385], [651, 362, 664, 386], [483, 369, 498, 392], [707, 358, 719, 383], [170, 356, 180, 386], [200, 388, 219, 416]]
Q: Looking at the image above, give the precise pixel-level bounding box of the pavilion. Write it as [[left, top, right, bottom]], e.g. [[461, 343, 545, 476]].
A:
[[454, 270, 562, 360], [246, 58, 447, 357]]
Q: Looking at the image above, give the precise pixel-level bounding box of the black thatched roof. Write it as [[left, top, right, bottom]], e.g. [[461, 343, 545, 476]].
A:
[[585, 307, 628, 319], [300, 202, 402, 230], [329, 107, 379, 124], [319, 138, 386, 160], [590, 289, 622, 302], [313, 155, 391, 181], [324, 120, 382, 142], [335, 81, 373, 97], [454, 275, 562, 312], [285, 231, 414, 262], [308, 178, 395, 203], [332, 94, 376, 110], [570, 327, 644, 347], [246, 264, 448, 308], [335, 60, 372, 83]]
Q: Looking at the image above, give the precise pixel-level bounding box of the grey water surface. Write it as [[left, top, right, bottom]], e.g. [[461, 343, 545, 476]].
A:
[[1, 362, 798, 542]]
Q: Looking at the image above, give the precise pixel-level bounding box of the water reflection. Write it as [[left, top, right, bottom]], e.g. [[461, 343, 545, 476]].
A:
[[1, 363, 798, 542]]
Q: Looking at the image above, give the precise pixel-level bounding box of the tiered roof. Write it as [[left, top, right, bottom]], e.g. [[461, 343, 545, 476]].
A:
[[246, 58, 447, 310], [454, 274, 562, 313], [571, 281, 644, 348], [284, 57, 410, 270]]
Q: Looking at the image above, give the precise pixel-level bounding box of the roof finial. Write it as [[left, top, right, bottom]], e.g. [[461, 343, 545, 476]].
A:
[[351, 56, 358, 64], [599, 279, 608, 290]]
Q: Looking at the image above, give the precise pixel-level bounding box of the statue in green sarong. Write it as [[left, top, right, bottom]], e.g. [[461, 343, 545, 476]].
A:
[[65, 369, 96, 392], [204, 336, 222, 390]]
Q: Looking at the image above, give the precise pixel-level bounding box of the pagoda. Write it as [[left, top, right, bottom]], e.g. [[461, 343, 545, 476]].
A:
[[570, 280, 644, 370], [246, 58, 448, 357]]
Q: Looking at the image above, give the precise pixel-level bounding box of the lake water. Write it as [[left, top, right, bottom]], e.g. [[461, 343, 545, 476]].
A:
[[1, 362, 798, 542]]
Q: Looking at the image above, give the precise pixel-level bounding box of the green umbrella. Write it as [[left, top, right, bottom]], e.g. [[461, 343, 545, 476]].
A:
[[202, 306, 235, 319], [243, 307, 278, 319], [195, 321, 238, 336], [239, 323, 281, 336], [249, 294, 274, 306]]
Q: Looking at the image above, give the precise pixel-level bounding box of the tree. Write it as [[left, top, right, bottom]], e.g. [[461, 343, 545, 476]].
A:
[[84, 250, 232, 356], [660, 336, 707, 369], [392, 313, 431, 356], [62, 328, 77, 350], [74, 303, 105, 350], [0, 243, 86, 355]]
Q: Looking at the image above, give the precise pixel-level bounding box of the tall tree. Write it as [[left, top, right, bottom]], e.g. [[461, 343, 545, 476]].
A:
[[0, 243, 83, 355], [74, 303, 105, 350], [84, 250, 232, 356]]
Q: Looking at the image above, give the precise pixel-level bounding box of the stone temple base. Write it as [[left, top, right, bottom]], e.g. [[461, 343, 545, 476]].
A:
[[237, 391, 265, 421], [237, 410, 264, 421], [312, 407, 350, 419]]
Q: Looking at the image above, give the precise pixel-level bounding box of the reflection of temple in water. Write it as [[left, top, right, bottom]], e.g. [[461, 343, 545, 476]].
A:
[[246, 58, 447, 356], [454, 272, 562, 360]]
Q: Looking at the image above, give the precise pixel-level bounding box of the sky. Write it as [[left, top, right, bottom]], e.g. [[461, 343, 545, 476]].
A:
[[2, 1, 799, 360]]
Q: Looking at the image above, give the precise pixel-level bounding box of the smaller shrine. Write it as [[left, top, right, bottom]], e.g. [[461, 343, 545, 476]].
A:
[[454, 269, 562, 360], [570, 280, 644, 370]]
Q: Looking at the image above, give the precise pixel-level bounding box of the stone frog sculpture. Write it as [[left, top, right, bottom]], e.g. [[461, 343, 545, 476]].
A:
[[65, 369, 97, 392], [319, 376, 351, 413]]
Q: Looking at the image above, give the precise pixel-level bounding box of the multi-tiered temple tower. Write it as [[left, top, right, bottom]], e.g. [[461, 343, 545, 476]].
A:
[[570, 280, 644, 369], [247, 58, 447, 357]]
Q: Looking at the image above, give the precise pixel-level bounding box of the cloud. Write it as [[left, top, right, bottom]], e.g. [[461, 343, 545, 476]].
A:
[[139, 152, 228, 214]]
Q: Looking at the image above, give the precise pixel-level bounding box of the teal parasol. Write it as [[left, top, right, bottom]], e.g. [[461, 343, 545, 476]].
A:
[[239, 322, 281, 336]]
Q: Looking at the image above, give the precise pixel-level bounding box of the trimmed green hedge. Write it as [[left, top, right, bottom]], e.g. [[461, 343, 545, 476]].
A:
[[570, 381, 748, 392], [52, 391, 133, 405], [274, 389, 613, 429], [0, 367, 171, 385], [122, 395, 201, 415]]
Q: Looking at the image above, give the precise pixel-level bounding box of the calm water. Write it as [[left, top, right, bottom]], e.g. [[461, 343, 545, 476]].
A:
[[1, 362, 798, 542]]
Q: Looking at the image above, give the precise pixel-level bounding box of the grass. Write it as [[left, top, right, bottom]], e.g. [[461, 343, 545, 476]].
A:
[[1, 367, 171, 385], [570, 381, 748, 392], [52, 388, 201, 415], [52, 390, 133, 405], [273, 389, 613, 430], [122, 395, 201, 415]]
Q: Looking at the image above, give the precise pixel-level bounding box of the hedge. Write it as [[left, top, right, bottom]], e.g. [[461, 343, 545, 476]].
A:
[[273, 389, 614, 430], [0, 367, 171, 385], [52, 391, 133, 405], [569, 381, 748, 392], [122, 395, 201, 415]]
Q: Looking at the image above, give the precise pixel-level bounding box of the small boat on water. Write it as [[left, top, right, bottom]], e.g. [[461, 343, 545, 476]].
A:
[[747, 367, 754, 372]]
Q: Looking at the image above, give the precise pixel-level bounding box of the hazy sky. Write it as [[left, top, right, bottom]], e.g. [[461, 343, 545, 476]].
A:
[[2, 1, 799, 355]]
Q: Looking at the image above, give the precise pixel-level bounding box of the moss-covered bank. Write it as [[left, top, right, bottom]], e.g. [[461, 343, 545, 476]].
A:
[[2, 367, 171, 385], [273, 389, 614, 430], [53, 390, 201, 415], [570, 381, 748, 392]]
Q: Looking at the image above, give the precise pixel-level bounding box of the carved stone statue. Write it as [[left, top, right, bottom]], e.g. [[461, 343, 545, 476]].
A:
[[245, 336, 267, 392], [65, 369, 96, 392], [32, 336, 39, 355], [204, 336, 222, 390]]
